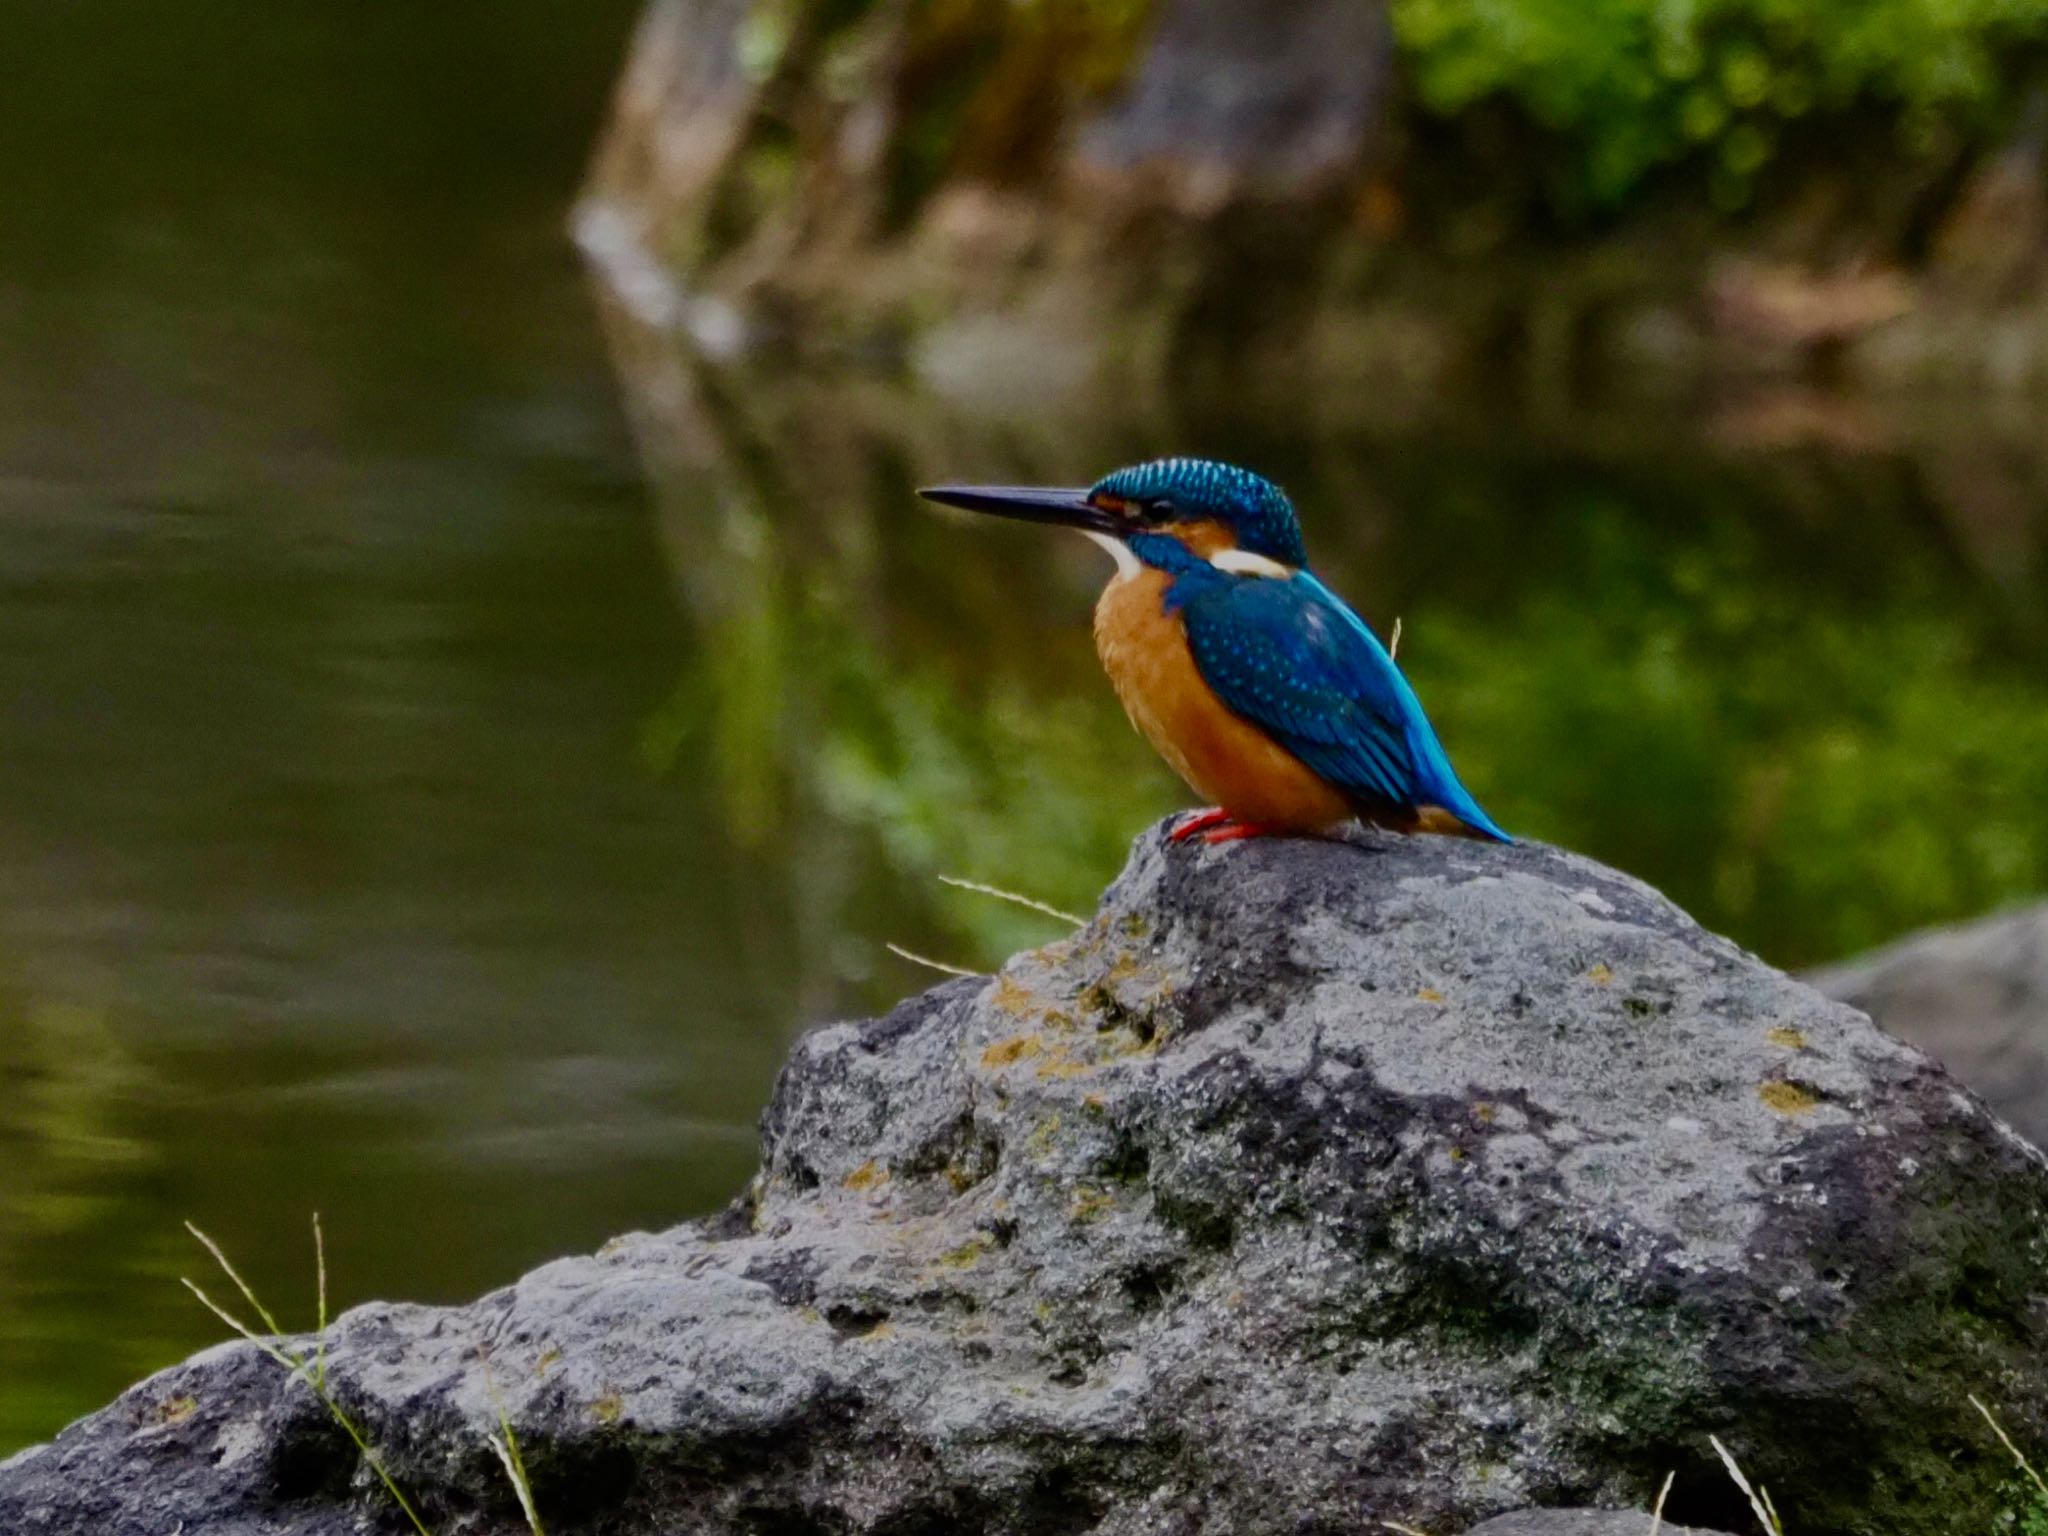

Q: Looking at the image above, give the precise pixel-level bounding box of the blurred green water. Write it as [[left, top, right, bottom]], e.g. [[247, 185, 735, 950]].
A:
[[2, 0, 2047, 1460]]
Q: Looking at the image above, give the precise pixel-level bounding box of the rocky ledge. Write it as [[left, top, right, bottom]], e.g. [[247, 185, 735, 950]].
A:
[[5, 826, 2047, 1535]]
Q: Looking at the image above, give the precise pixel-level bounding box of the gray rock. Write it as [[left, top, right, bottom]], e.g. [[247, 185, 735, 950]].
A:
[[1072, 0, 1393, 209], [1464, 1512, 1728, 1536], [1809, 900, 2048, 1148], [5, 825, 2047, 1536]]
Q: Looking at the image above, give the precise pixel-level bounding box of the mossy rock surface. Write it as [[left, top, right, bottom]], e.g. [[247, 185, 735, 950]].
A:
[[4, 824, 2046, 1533]]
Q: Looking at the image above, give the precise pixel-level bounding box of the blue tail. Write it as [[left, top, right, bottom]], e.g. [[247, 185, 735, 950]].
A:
[[1410, 732, 1513, 843], [1291, 573, 1512, 844]]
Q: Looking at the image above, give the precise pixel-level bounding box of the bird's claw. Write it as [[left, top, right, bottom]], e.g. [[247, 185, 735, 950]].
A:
[[1169, 807, 1234, 843], [1201, 820, 1284, 845], [1170, 809, 1287, 845]]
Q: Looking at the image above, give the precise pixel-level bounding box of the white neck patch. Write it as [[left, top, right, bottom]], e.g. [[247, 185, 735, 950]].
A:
[[1083, 530, 1142, 579], [1211, 548, 1294, 579]]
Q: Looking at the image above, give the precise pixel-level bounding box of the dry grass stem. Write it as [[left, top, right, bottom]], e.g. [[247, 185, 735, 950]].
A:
[[1708, 1434, 1784, 1535], [1969, 1393, 2048, 1502], [486, 1432, 544, 1535], [1648, 1468, 1675, 1534], [937, 875, 1085, 927], [313, 1212, 329, 1390], [184, 1221, 284, 1337], [885, 942, 978, 978], [478, 1349, 546, 1535], [1389, 616, 1403, 659]]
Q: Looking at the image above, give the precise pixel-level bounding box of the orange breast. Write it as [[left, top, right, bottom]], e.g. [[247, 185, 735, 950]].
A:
[[1094, 568, 1352, 833]]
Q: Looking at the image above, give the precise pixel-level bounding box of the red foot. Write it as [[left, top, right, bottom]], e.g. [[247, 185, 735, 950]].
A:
[[1169, 807, 1234, 843], [1201, 820, 1287, 845]]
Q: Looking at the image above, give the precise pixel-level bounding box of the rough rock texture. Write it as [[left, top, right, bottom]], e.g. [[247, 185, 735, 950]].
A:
[[1464, 1513, 1728, 1536], [1810, 899, 2048, 1149], [6, 827, 2048, 1536]]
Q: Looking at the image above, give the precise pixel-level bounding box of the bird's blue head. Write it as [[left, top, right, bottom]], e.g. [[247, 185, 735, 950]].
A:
[[918, 457, 1308, 570]]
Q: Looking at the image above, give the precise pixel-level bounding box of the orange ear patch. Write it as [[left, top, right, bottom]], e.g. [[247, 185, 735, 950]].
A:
[[1172, 519, 1238, 558]]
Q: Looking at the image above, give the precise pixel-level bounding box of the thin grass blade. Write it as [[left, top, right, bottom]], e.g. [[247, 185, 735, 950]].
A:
[[885, 942, 977, 978], [477, 1348, 546, 1535], [313, 1213, 329, 1391], [486, 1432, 545, 1536], [1970, 1393, 2048, 1501], [1708, 1434, 1782, 1535], [1648, 1469, 1674, 1535], [937, 875, 1085, 927], [185, 1222, 286, 1338], [180, 1279, 301, 1376]]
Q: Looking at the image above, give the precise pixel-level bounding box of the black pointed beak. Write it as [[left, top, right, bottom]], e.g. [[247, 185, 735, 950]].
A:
[[918, 484, 1120, 535]]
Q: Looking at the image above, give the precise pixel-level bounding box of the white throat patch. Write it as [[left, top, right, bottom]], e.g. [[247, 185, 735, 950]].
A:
[[1083, 530, 1142, 579], [1210, 548, 1294, 579]]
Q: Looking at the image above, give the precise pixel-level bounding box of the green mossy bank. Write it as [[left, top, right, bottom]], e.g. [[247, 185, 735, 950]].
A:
[[580, 0, 2048, 402]]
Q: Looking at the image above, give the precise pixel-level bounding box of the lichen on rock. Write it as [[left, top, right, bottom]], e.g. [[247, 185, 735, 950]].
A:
[[4, 824, 2046, 1534]]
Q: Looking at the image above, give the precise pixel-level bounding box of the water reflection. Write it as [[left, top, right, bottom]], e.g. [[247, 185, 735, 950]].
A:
[[609, 295, 2048, 980]]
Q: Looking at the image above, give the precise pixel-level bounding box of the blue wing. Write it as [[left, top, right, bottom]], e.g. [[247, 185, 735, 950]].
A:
[[1172, 568, 1510, 842]]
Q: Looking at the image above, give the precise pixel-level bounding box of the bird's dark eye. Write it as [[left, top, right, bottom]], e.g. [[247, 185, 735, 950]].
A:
[[1140, 498, 1175, 525]]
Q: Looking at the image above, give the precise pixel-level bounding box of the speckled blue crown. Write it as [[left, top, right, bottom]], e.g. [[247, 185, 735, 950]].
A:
[[1091, 458, 1307, 567]]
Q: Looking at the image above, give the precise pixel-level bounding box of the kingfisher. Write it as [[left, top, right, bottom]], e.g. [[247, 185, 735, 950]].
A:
[[919, 458, 1509, 846]]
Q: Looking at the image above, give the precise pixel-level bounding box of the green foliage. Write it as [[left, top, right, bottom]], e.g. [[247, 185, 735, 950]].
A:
[[1391, 0, 2048, 206], [649, 425, 2048, 976], [641, 476, 1176, 970], [1407, 495, 2048, 966], [811, 664, 1173, 959]]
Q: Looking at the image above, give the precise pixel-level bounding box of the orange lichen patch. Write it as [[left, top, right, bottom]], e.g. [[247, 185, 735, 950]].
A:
[[1103, 951, 1146, 985], [1767, 1025, 1809, 1050], [939, 1236, 992, 1269], [991, 974, 1037, 1018], [590, 1394, 624, 1425], [1588, 963, 1615, 986], [1082, 1092, 1107, 1111], [1069, 1186, 1114, 1222], [1040, 1008, 1077, 1032], [1037, 1054, 1095, 1081], [1101, 1025, 1162, 1061], [148, 1394, 198, 1427], [1759, 1080, 1821, 1115], [1472, 1101, 1496, 1124], [853, 1320, 896, 1343], [843, 1159, 888, 1192], [980, 1034, 1044, 1070], [1025, 1116, 1062, 1155], [1417, 987, 1445, 1004]]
